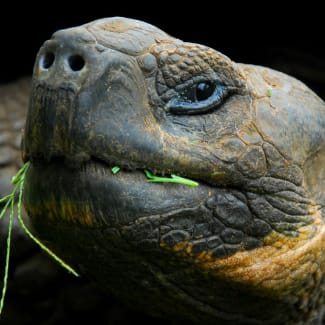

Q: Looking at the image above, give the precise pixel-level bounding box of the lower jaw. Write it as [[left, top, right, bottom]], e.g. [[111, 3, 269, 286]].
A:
[[22, 161, 320, 323]]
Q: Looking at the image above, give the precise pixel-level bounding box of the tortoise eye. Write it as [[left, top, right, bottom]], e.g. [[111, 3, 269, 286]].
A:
[[167, 81, 228, 115]]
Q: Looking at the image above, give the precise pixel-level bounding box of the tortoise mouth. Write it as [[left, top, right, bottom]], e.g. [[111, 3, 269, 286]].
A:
[[24, 158, 216, 227], [24, 153, 210, 191]]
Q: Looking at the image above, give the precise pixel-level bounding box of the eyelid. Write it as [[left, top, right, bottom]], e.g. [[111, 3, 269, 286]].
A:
[[167, 84, 228, 115]]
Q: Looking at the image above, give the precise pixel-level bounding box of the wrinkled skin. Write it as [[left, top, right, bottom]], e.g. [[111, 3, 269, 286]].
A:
[[22, 17, 325, 324]]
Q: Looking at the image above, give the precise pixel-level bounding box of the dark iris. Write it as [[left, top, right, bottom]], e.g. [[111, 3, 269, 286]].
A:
[[196, 82, 215, 101]]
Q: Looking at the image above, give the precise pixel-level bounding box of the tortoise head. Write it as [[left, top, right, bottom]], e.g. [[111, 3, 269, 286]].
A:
[[23, 17, 325, 323]]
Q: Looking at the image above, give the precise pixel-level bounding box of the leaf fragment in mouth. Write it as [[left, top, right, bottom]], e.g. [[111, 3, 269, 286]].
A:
[[111, 166, 121, 174], [144, 169, 199, 187]]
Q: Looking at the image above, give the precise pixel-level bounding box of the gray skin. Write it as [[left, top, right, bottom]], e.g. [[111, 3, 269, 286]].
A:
[[22, 17, 325, 324]]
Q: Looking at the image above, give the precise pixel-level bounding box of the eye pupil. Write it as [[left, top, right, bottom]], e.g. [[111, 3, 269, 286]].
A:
[[196, 82, 215, 101]]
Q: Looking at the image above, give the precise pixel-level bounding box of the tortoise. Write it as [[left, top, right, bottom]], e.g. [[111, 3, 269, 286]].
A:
[[15, 17, 325, 324]]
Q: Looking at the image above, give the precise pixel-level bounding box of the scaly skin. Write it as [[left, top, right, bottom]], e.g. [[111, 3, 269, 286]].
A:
[[21, 17, 325, 324]]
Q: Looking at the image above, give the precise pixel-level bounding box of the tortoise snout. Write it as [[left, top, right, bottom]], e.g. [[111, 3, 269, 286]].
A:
[[34, 32, 91, 85]]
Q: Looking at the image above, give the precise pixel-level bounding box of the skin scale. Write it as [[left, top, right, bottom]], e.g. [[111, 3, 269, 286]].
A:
[[21, 17, 325, 324]]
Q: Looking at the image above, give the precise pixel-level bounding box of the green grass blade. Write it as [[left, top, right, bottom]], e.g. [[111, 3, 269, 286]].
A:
[[144, 169, 198, 187], [0, 161, 79, 316], [11, 162, 30, 185], [0, 199, 11, 220], [170, 174, 199, 187], [111, 166, 120, 174], [0, 195, 12, 204]]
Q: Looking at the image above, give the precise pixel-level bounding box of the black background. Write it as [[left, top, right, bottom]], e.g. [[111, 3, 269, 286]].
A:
[[1, 4, 324, 97]]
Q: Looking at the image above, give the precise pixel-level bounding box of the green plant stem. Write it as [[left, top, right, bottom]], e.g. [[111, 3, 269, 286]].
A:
[[0, 161, 79, 316], [0, 197, 14, 315]]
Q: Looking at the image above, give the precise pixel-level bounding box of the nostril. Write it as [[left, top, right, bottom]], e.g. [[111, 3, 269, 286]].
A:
[[68, 55, 85, 71], [41, 52, 55, 69]]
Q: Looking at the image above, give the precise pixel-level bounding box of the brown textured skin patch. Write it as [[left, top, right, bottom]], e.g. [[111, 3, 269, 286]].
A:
[[209, 211, 324, 294], [26, 195, 94, 226], [160, 206, 325, 300]]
